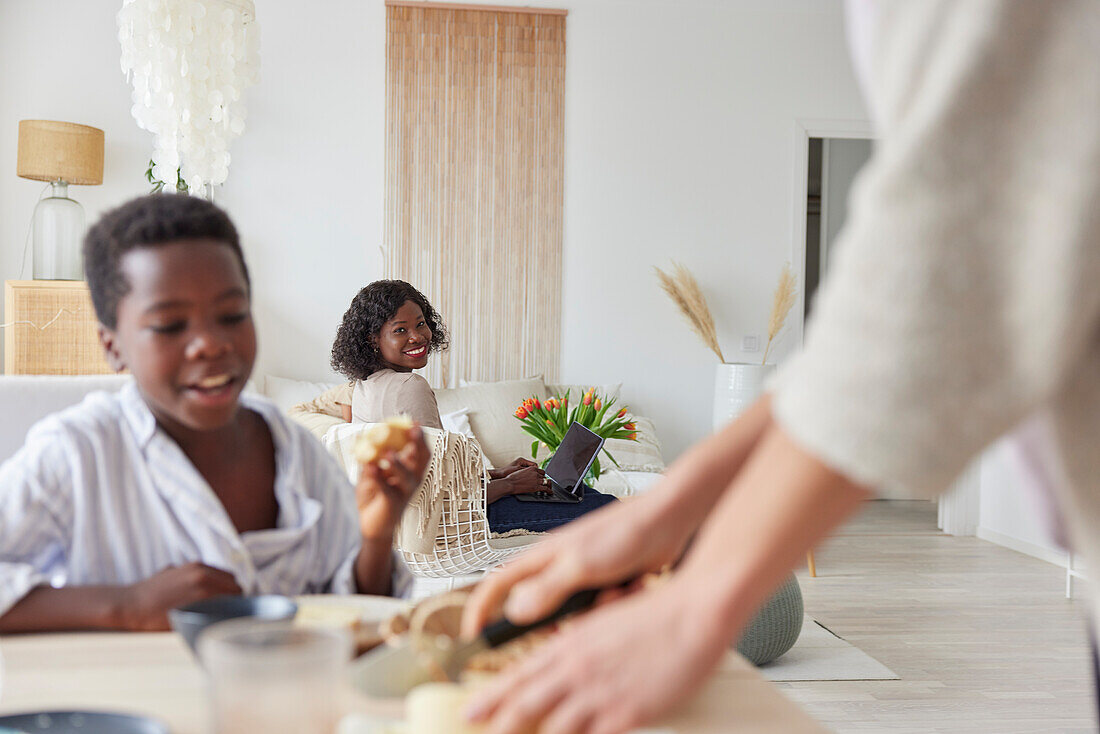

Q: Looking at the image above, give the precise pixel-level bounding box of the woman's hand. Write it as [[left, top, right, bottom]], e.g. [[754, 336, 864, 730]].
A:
[[501, 465, 548, 495], [120, 562, 243, 631], [489, 457, 539, 480], [486, 465, 549, 503], [461, 487, 691, 638], [465, 576, 727, 734], [356, 425, 431, 540]]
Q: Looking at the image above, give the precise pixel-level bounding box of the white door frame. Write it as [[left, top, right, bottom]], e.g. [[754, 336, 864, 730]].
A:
[[788, 118, 874, 347]]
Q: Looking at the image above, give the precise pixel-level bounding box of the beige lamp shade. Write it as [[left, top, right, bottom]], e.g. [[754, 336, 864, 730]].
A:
[[17, 120, 104, 185]]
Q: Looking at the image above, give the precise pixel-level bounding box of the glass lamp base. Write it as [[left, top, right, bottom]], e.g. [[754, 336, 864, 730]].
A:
[[32, 181, 85, 280]]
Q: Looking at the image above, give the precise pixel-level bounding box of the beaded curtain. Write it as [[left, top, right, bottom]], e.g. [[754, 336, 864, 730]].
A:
[[384, 3, 566, 388]]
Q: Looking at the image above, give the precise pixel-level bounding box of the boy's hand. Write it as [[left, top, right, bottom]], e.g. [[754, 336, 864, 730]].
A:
[[356, 425, 431, 540], [121, 562, 242, 631]]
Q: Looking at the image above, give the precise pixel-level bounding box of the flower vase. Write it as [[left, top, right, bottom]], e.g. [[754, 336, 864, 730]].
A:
[[713, 363, 775, 431]]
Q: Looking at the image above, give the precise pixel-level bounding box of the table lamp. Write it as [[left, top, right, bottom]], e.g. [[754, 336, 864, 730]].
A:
[[16, 120, 104, 280]]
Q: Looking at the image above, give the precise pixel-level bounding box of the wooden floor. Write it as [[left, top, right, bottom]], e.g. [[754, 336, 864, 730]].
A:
[[780, 500, 1097, 733]]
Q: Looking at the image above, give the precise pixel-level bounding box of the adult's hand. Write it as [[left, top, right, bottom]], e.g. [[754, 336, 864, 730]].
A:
[[466, 420, 871, 733], [461, 487, 691, 638], [465, 395, 776, 637], [120, 562, 242, 631], [466, 576, 726, 734]]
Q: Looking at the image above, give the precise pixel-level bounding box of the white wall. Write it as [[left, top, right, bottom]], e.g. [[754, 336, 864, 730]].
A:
[[0, 0, 867, 459], [976, 439, 1069, 567]]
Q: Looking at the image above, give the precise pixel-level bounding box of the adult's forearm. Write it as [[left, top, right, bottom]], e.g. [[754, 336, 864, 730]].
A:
[[486, 478, 512, 504], [354, 536, 395, 596], [0, 586, 128, 633], [642, 394, 775, 532], [677, 423, 870, 645]]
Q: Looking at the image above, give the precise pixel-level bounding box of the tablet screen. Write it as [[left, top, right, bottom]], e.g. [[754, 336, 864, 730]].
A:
[[545, 423, 604, 494]]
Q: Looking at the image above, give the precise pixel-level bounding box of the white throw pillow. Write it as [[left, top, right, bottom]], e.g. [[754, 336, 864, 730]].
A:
[[592, 470, 664, 498], [600, 416, 665, 472], [440, 408, 493, 471], [289, 412, 346, 443], [264, 374, 342, 415], [434, 377, 548, 468]]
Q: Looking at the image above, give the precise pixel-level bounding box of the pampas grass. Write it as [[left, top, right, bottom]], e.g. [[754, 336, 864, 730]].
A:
[[763, 262, 796, 365], [655, 262, 725, 362]]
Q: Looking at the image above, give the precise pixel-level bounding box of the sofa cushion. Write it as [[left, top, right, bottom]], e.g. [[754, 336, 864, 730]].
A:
[[264, 374, 342, 415], [434, 377, 548, 468], [290, 411, 346, 441], [592, 469, 664, 497], [602, 416, 665, 472]]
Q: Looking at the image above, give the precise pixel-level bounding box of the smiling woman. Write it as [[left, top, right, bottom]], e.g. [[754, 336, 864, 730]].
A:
[[330, 280, 449, 430], [331, 280, 620, 524]]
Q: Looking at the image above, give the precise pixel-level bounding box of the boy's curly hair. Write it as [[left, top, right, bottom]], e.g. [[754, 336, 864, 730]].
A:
[[331, 280, 449, 380], [83, 194, 249, 329]]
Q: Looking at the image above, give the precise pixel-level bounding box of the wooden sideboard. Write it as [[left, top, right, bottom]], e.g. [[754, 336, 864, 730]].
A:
[[3, 280, 113, 375]]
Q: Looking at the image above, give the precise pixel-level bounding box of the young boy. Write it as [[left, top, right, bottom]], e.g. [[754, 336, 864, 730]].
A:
[[0, 194, 427, 632]]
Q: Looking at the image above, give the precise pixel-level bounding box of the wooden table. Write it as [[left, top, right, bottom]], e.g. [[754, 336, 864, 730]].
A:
[[0, 631, 827, 733]]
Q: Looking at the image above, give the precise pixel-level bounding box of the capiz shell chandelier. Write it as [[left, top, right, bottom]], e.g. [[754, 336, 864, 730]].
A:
[[118, 0, 259, 197]]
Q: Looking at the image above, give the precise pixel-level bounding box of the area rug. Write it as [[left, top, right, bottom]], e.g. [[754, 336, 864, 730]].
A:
[[721, 616, 899, 682]]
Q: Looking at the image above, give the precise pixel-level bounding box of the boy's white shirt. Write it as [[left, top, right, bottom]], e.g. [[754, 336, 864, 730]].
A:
[[0, 380, 410, 617]]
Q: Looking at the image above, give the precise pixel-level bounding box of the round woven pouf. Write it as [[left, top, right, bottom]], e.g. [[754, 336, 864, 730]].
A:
[[734, 574, 803, 665]]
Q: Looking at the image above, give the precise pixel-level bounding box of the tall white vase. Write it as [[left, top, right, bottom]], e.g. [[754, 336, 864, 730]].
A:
[[713, 363, 775, 430]]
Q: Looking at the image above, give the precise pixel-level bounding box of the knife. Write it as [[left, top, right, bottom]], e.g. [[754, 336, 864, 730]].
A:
[[350, 588, 600, 698]]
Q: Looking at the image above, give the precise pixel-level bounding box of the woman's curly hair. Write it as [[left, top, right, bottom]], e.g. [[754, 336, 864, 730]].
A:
[[331, 280, 449, 380]]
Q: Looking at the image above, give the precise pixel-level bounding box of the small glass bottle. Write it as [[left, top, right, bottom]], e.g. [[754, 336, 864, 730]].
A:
[[32, 180, 85, 280]]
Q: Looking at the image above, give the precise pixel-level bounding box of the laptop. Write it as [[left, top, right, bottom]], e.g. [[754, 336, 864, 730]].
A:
[[513, 422, 605, 504]]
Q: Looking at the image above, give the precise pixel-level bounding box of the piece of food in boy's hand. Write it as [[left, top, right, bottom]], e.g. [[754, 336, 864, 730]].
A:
[[355, 415, 415, 465]]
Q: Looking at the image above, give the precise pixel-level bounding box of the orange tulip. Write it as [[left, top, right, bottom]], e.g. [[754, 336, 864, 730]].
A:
[[583, 393, 592, 406], [623, 422, 636, 431], [627, 432, 637, 440], [533, 399, 541, 410], [515, 407, 528, 419], [546, 419, 555, 427], [617, 408, 627, 418]]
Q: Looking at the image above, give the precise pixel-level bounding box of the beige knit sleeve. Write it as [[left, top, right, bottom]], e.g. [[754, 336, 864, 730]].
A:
[[772, 1, 1100, 497]]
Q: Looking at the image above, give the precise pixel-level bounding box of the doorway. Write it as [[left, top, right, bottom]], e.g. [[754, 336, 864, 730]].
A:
[[803, 137, 873, 320]]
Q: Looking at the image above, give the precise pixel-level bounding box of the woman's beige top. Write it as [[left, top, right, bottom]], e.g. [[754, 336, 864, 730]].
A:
[[350, 369, 443, 429]]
